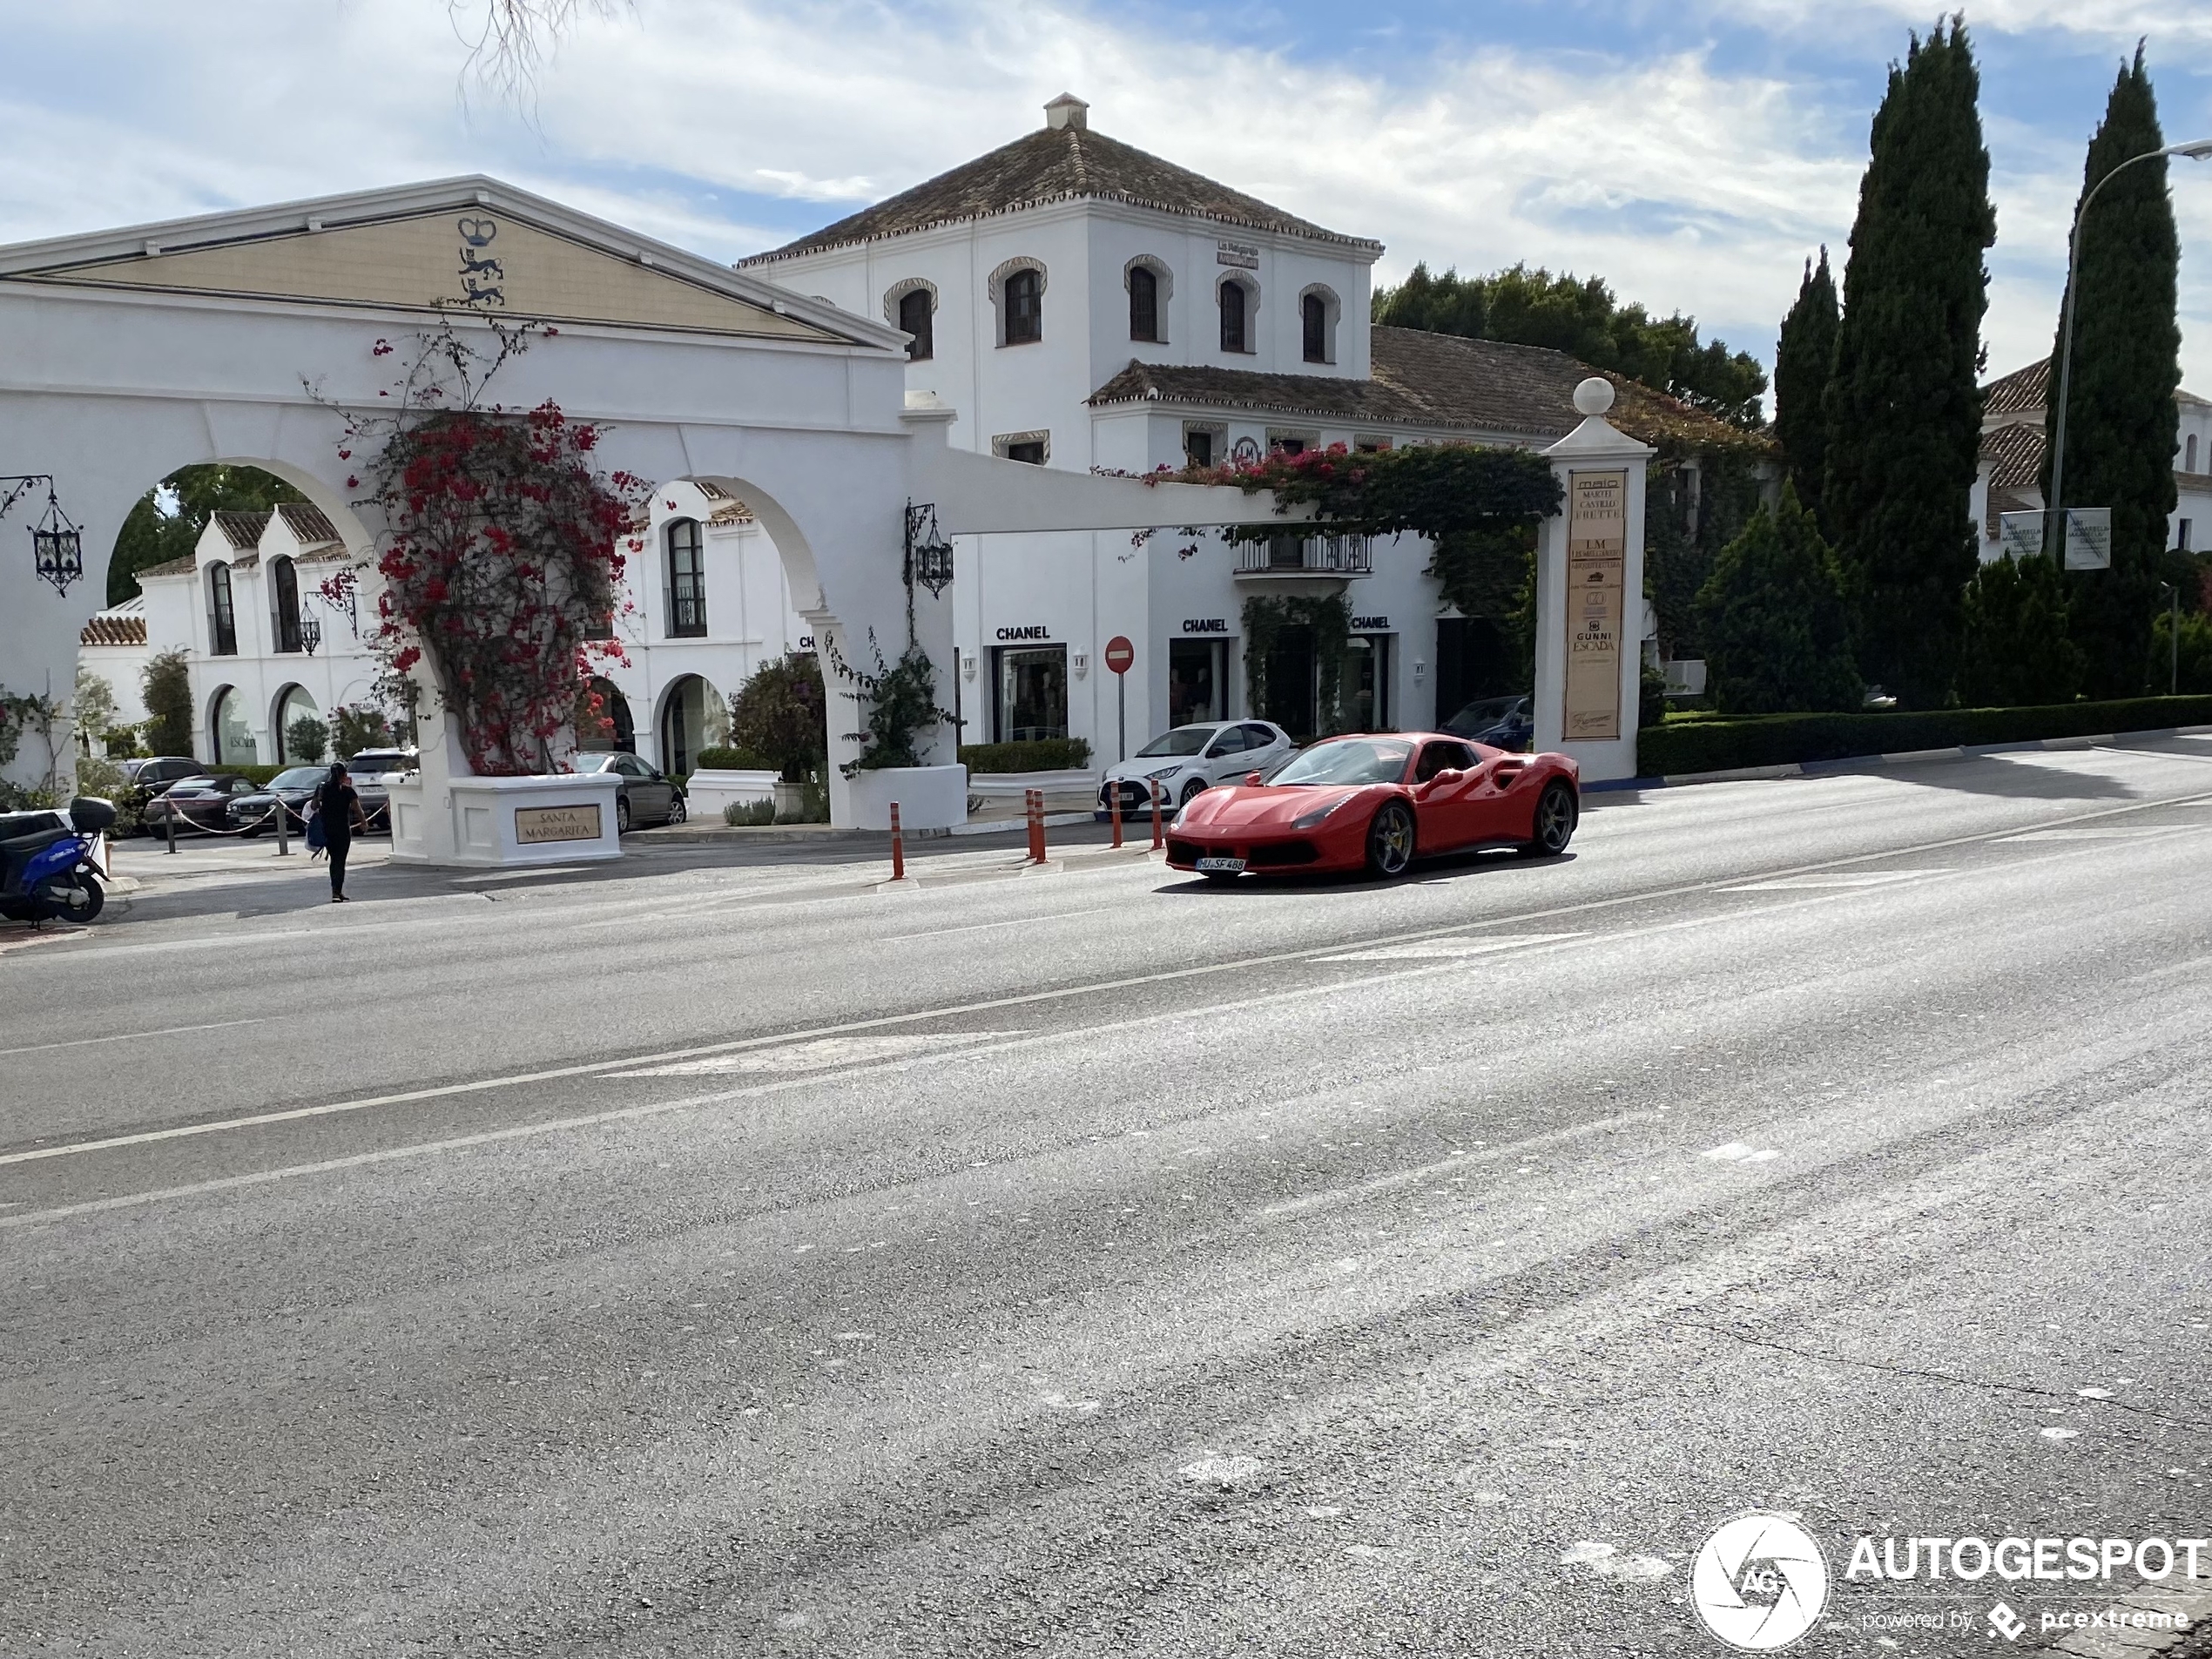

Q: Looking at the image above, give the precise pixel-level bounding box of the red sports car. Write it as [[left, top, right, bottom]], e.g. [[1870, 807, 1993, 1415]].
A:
[[1163, 732, 1579, 881]]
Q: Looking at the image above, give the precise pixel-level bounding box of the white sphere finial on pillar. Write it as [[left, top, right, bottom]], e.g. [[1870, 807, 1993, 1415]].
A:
[[1573, 376, 1615, 416]]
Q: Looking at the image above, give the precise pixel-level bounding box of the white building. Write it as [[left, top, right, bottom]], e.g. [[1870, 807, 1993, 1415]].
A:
[[745, 94, 1727, 756], [1974, 357, 2212, 561]]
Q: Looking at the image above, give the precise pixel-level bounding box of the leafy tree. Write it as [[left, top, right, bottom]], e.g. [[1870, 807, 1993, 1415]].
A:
[[73, 666, 119, 751], [1645, 455, 1764, 664], [1693, 486, 1861, 714], [330, 703, 395, 759], [1773, 248, 1839, 531], [730, 651, 827, 782], [2150, 606, 2212, 694], [287, 716, 329, 764], [141, 648, 194, 759], [1957, 554, 2083, 705], [108, 464, 306, 604], [1373, 262, 1768, 427], [2042, 46, 2180, 699], [1823, 19, 1995, 707]]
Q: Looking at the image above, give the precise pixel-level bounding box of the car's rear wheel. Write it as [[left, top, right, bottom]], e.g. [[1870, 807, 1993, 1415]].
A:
[[668, 794, 687, 826], [1366, 801, 1414, 878], [1521, 781, 1577, 857]]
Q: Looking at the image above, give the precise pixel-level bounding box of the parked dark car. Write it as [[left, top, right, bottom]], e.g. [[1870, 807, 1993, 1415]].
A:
[[144, 774, 261, 834], [121, 756, 202, 793], [226, 766, 331, 836], [570, 752, 687, 832], [1442, 694, 1534, 752], [334, 751, 418, 833]]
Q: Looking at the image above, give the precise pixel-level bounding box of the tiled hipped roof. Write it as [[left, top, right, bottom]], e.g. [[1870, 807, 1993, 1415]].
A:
[[1088, 327, 1752, 451], [1980, 423, 2046, 536], [1983, 358, 2049, 421], [746, 124, 1374, 262]]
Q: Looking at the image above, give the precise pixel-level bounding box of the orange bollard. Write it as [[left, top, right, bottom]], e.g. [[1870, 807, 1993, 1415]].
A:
[[1026, 788, 1048, 864], [1109, 785, 1123, 848], [1150, 780, 1164, 850], [889, 800, 905, 881]]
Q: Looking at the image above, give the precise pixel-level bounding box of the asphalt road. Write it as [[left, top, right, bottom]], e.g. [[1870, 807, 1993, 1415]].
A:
[[4, 741, 2211, 1657]]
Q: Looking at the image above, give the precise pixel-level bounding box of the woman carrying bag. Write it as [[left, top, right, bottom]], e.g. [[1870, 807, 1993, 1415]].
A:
[[316, 763, 368, 902]]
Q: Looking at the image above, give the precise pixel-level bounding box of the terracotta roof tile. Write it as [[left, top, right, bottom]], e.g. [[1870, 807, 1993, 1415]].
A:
[[135, 553, 199, 578], [1088, 327, 1753, 453], [1982, 359, 2048, 420], [745, 123, 1374, 263], [79, 614, 146, 646], [212, 509, 272, 550], [278, 502, 341, 546]]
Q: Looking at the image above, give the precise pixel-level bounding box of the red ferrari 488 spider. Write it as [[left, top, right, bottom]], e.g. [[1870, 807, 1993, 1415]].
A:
[[1163, 732, 1579, 881]]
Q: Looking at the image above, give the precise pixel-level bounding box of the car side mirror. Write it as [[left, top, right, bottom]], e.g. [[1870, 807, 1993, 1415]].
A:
[[1244, 771, 1264, 786]]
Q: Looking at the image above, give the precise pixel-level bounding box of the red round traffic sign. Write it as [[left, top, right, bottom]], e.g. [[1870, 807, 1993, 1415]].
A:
[[1103, 635, 1135, 675]]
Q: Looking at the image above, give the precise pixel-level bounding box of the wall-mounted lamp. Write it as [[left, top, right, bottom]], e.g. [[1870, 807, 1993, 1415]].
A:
[[3, 475, 84, 596]]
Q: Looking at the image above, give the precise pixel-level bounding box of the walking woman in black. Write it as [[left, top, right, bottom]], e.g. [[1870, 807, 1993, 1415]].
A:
[[318, 762, 368, 903]]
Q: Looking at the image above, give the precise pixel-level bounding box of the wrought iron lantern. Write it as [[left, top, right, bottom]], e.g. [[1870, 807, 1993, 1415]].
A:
[[905, 500, 954, 598], [299, 604, 323, 656], [3, 475, 84, 596]]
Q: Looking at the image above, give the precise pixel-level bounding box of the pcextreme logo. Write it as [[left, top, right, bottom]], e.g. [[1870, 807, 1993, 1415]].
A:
[[1691, 1512, 1831, 1651]]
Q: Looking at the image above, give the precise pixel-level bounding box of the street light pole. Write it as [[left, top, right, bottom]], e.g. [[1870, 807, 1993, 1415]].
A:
[[2047, 138, 2212, 562]]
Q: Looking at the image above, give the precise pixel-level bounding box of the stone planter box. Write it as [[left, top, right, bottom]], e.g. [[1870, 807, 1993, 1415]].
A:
[[844, 764, 968, 831], [388, 771, 623, 867], [685, 767, 779, 822]]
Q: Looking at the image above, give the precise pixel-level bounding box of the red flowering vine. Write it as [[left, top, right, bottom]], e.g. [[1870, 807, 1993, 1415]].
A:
[[314, 320, 647, 775]]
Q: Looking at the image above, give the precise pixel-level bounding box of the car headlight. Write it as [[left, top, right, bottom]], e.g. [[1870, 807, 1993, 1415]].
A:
[[1144, 764, 1183, 780], [1291, 793, 1352, 830]]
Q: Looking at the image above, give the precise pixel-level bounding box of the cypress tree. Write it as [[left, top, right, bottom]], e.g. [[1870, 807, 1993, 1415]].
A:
[[1823, 20, 1996, 707], [1694, 485, 1862, 714], [2042, 45, 2180, 698], [1773, 248, 1838, 532], [1957, 554, 2083, 705]]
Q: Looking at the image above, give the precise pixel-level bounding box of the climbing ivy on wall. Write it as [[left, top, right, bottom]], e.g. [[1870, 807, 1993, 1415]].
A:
[[1240, 592, 1352, 736]]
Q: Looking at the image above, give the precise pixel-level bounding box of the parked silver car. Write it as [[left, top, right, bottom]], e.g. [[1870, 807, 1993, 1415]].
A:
[[1096, 720, 1295, 813]]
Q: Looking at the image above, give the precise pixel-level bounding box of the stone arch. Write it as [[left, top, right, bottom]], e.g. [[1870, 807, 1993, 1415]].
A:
[[1123, 255, 1172, 343], [271, 682, 322, 763], [208, 682, 256, 765], [1216, 270, 1259, 355], [654, 671, 725, 776], [987, 256, 1048, 347], [1298, 283, 1341, 365]]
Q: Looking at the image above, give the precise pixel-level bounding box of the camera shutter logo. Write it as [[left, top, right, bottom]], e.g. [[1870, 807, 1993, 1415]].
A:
[[1690, 1512, 1830, 1651]]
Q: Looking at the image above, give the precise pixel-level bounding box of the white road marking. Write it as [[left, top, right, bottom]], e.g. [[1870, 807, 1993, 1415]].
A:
[[450, 865, 598, 883], [0, 1016, 267, 1056], [1318, 932, 1584, 962], [882, 907, 1109, 943], [1702, 1142, 1780, 1163], [1997, 828, 2168, 842], [1179, 1454, 1262, 1484], [611, 1033, 1024, 1077], [1721, 871, 1952, 892]]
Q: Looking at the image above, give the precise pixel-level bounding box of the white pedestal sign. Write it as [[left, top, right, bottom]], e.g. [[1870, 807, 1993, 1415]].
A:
[[1533, 380, 1655, 785]]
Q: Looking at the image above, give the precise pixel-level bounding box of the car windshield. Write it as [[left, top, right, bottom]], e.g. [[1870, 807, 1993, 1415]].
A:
[[172, 777, 220, 792], [273, 768, 326, 789], [345, 756, 408, 776], [569, 754, 617, 772], [1444, 695, 1527, 732], [1135, 726, 1218, 758], [1268, 738, 1413, 786]]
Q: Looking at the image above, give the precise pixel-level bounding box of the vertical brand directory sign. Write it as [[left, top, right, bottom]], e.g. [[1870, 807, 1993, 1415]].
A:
[[1563, 469, 1629, 742]]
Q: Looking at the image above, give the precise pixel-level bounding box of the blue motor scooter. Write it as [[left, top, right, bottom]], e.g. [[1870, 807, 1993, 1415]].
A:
[[0, 797, 116, 924]]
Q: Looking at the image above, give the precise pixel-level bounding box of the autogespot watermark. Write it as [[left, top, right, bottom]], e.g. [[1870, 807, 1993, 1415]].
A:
[[1688, 1514, 2208, 1650]]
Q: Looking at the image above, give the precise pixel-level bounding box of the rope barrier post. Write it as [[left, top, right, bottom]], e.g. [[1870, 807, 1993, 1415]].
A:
[[1150, 780, 1164, 851], [1109, 785, 1122, 849], [889, 800, 904, 882], [273, 795, 290, 858], [165, 797, 177, 854]]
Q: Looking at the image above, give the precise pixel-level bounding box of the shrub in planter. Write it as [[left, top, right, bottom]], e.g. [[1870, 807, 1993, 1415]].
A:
[[723, 799, 776, 826], [956, 738, 1093, 774], [729, 654, 827, 782], [693, 745, 774, 772]]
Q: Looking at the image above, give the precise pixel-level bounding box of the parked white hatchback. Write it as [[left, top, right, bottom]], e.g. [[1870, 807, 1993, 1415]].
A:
[[1097, 720, 1296, 814]]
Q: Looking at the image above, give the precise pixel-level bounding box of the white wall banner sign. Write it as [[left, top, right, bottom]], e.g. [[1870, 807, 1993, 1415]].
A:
[[1563, 469, 1629, 742], [2064, 507, 2113, 571], [1998, 511, 2045, 561]]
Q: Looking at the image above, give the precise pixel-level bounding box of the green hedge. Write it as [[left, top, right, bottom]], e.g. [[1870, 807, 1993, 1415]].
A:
[[957, 738, 1092, 774], [1639, 695, 2212, 778], [693, 746, 775, 772]]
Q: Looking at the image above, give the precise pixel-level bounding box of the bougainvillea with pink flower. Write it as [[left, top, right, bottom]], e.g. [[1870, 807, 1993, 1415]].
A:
[[320, 320, 648, 774]]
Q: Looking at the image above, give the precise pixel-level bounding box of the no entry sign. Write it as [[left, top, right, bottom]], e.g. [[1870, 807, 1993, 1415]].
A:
[[1103, 635, 1135, 675]]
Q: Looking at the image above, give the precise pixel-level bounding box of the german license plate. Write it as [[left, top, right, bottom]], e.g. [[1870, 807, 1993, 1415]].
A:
[[1196, 856, 1245, 873]]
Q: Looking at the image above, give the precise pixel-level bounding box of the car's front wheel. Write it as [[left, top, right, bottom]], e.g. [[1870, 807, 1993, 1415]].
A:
[[1521, 781, 1577, 857], [616, 797, 632, 835], [1366, 801, 1414, 878], [1180, 778, 1207, 807], [667, 794, 687, 826]]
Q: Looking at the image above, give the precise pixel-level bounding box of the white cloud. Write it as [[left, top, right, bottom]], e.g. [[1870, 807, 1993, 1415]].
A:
[[2, 0, 2208, 391]]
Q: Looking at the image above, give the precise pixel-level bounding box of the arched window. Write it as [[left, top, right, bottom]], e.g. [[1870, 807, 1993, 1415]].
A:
[[207, 562, 237, 656], [1003, 268, 1042, 346], [898, 287, 934, 362], [664, 518, 706, 638], [1302, 293, 1330, 364], [271, 556, 302, 653], [1130, 266, 1159, 343], [1219, 280, 1251, 354], [210, 685, 255, 765]]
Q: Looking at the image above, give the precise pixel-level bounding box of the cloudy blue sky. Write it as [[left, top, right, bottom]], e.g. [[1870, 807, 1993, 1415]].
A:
[[3, 1, 2209, 401]]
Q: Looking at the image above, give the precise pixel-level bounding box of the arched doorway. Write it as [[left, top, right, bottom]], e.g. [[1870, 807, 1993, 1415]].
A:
[[577, 676, 635, 755], [273, 684, 322, 763], [209, 685, 256, 765], [657, 674, 725, 776]]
